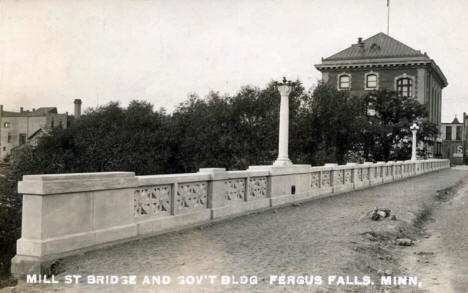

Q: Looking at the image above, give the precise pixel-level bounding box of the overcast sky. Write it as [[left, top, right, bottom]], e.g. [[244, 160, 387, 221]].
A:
[[0, 0, 467, 122]]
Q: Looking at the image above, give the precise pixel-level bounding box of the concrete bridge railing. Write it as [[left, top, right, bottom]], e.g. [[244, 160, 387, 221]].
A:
[[11, 159, 450, 276]]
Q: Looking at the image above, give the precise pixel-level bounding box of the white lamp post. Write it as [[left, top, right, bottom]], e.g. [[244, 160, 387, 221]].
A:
[[410, 122, 420, 161], [273, 77, 293, 167]]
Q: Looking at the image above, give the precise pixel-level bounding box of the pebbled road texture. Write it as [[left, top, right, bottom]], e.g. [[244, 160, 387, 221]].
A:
[[403, 166, 468, 293]]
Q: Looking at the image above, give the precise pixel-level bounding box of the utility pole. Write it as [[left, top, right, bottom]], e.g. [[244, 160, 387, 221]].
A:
[[387, 0, 390, 35]]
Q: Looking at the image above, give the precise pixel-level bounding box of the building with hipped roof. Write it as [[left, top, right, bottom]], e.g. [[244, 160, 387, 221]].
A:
[[315, 32, 448, 157]]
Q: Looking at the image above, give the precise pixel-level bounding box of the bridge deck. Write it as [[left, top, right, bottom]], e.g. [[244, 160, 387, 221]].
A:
[[11, 169, 467, 293]]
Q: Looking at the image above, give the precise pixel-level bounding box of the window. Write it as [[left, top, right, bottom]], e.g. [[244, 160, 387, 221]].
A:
[[19, 133, 26, 145], [456, 126, 463, 140], [7, 133, 11, 143], [446, 126, 452, 141], [396, 78, 413, 97], [3, 122, 10, 128], [338, 74, 351, 89], [366, 74, 378, 89]]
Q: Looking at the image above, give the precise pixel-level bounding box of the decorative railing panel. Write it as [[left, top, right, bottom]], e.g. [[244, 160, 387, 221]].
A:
[[224, 179, 246, 201], [311, 172, 320, 188], [356, 169, 362, 181], [248, 177, 267, 199], [134, 185, 172, 217], [362, 168, 369, 180], [334, 170, 344, 185], [396, 165, 402, 175], [321, 171, 331, 187], [176, 182, 208, 211], [344, 169, 352, 184]]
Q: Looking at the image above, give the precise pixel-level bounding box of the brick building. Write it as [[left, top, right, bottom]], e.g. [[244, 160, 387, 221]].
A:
[[314, 33, 448, 128], [0, 99, 82, 161], [440, 115, 468, 165]]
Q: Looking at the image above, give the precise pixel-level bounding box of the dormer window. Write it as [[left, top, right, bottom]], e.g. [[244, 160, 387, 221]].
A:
[[337, 73, 351, 90], [365, 72, 379, 90]]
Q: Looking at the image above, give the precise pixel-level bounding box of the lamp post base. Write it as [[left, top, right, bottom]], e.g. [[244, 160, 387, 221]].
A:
[[273, 158, 293, 167]]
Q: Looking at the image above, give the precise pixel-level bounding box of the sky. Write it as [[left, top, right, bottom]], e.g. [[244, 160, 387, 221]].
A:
[[0, 0, 467, 122]]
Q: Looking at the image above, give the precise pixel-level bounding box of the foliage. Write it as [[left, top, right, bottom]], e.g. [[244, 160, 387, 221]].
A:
[[8, 101, 173, 176], [361, 89, 438, 161], [0, 172, 21, 275], [297, 83, 366, 165]]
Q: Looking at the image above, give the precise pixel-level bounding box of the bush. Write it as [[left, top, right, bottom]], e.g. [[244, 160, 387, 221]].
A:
[[0, 172, 21, 275]]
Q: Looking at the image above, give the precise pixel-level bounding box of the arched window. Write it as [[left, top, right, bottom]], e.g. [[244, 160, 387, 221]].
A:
[[396, 78, 413, 97], [366, 74, 378, 89], [338, 74, 351, 90]]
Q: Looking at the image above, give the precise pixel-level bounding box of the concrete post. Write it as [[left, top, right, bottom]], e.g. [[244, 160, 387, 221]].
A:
[[410, 122, 420, 161], [273, 79, 293, 167]]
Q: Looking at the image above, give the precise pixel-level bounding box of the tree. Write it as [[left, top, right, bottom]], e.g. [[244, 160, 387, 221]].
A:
[[362, 89, 438, 161], [170, 80, 307, 171], [8, 101, 173, 176], [297, 83, 366, 165], [170, 92, 236, 172]]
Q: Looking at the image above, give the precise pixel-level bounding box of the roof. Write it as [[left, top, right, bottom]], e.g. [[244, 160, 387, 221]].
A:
[[324, 32, 425, 61], [441, 118, 463, 125], [1, 107, 60, 117], [35, 107, 57, 114], [315, 32, 448, 88], [28, 127, 51, 140]]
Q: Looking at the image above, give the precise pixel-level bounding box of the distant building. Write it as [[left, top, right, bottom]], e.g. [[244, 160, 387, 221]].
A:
[[0, 99, 82, 161], [440, 116, 467, 165], [315, 32, 447, 136]]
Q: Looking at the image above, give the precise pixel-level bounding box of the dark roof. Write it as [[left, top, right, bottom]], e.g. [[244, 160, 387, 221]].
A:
[[1, 107, 59, 117], [35, 107, 57, 114], [324, 32, 426, 61], [28, 127, 51, 140], [315, 32, 448, 88], [452, 117, 461, 124]]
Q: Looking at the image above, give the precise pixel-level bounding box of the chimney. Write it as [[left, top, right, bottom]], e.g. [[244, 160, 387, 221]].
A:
[[74, 99, 82, 119], [20, 107, 24, 113], [358, 37, 364, 48], [0, 105, 3, 115]]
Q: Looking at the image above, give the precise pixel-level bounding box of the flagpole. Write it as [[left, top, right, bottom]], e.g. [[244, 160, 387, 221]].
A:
[[387, 0, 390, 35]]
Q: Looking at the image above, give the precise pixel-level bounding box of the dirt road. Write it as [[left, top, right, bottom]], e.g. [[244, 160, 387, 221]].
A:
[[403, 167, 468, 293]]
